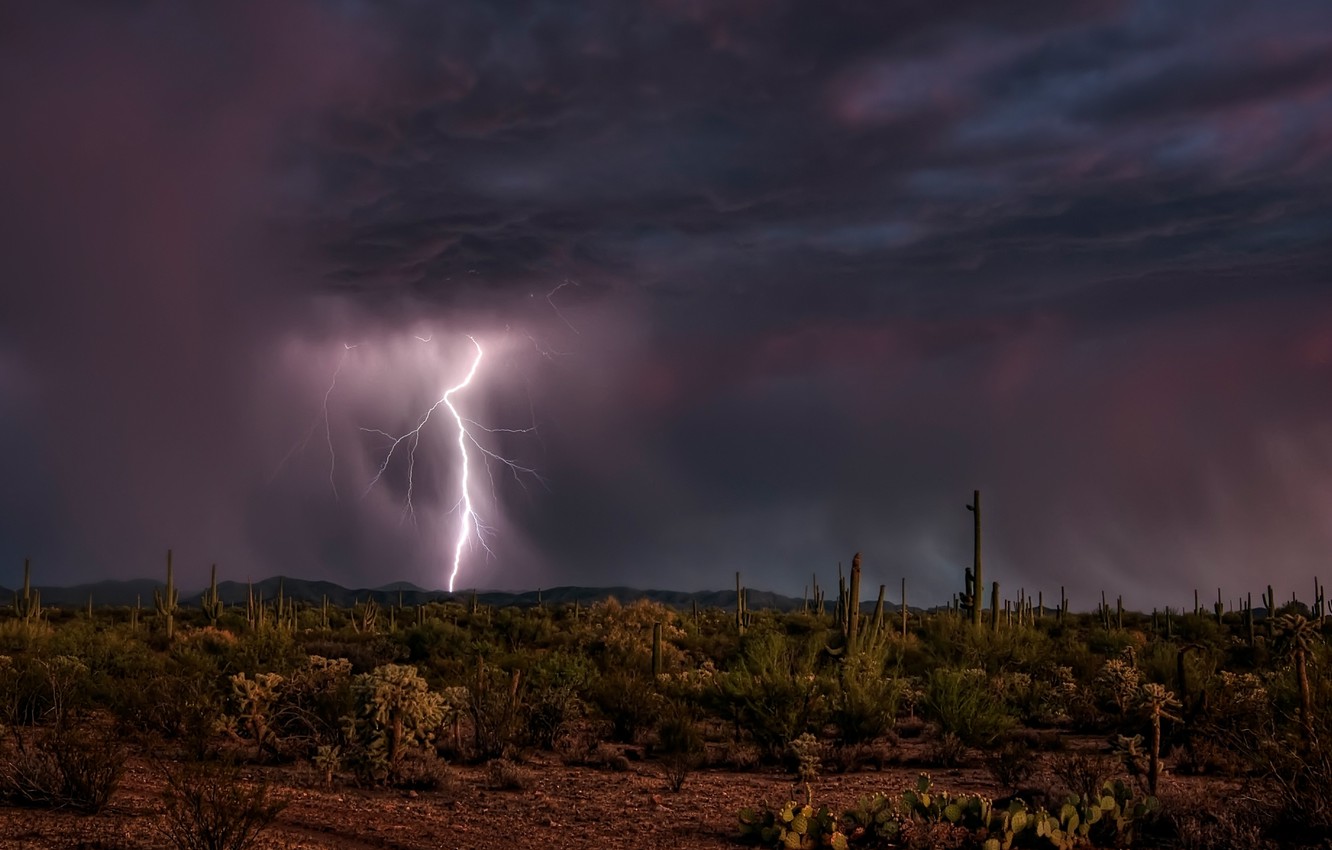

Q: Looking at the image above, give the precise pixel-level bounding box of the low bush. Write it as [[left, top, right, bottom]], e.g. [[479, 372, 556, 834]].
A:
[[0, 722, 125, 813], [155, 760, 287, 850], [920, 667, 1014, 747], [656, 702, 705, 792]]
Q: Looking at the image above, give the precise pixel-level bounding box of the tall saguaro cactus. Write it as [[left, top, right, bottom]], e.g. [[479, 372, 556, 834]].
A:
[[13, 557, 42, 628], [735, 571, 749, 634], [154, 549, 180, 641], [990, 581, 1000, 632], [846, 553, 862, 650], [200, 563, 224, 627], [966, 491, 983, 627]]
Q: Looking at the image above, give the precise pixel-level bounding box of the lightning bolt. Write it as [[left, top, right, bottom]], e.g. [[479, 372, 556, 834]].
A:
[[442, 338, 483, 593], [277, 331, 544, 592], [358, 335, 543, 591], [271, 343, 356, 497]]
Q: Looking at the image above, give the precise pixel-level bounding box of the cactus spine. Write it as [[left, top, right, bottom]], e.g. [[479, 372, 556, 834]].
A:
[[154, 549, 180, 641]]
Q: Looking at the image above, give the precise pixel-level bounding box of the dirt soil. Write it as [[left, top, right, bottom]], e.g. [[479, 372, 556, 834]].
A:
[[0, 756, 984, 850], [0, 740, 1220, 849]]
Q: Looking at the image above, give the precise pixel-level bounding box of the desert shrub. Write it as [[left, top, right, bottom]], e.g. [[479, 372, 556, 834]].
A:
[[485, 757, 532, 790], [656, 701, 705, 792], [584, 599, 685, 671], [522, 652, 589, 750], [983, 737, 1037, 793], [155, 760, 287, 850], [267, 655, 355, 758], [716, 628, 827, 760], [110, 660, 224, 758], [0, 722, 126, 812], [924, 730, 968, 767], [0, 654, 90, 728], [225, 628, 304, 677], [301, 636, 407, 674], [346, 663, 446, 783], [587, 668, 660, 745], [589, 741, 631, 771], [1050, 747, 1120, 802], [1248, 721, 1332, 840], [1157, 790, 1276, 850], [827, 653, 902, 748], [919, 667, 1013, 747], [466, 665, 525, 761]]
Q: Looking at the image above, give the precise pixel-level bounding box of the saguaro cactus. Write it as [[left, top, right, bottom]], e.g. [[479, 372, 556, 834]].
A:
[[13, 558, 42, 627], [200, 563, 224, 626], [990, 581, 1000, 632], [735, 572, 748, 634], [846, 553, 862, 650], [154, 549, 180, 641], [966, 491, 983, 627]]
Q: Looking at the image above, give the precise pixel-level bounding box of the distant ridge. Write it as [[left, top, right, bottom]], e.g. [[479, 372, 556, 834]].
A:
[[6, 576, 919, 614]]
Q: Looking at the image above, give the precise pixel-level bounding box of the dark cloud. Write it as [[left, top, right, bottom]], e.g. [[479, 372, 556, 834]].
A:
[[2, 0, 1330, 608]]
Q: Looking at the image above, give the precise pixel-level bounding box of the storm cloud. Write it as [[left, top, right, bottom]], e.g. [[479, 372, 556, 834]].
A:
[[2, 0, 1330, 609]]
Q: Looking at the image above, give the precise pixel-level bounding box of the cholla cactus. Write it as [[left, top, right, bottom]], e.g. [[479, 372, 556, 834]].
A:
[[1137, 683, 1181, 794], [347, 664, 446, 783], [1275, 613, 1319, 747], [1094, 658, 1142, 716], [789, 732, 823, 805], [231, 672, 284, 758]]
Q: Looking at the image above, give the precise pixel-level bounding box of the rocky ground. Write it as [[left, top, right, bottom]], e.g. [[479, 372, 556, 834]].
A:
[[0, 739, 1236, 850]]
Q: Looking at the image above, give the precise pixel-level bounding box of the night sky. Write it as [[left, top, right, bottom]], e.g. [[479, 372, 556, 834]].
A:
[[2, 2, 1331, 609]]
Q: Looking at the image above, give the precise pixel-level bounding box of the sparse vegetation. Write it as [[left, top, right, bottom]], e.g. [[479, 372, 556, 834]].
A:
[[2, 558, 1331, 848]]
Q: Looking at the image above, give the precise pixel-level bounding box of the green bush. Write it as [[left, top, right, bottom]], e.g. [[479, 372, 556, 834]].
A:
[[920, 668, 1014, 747], [828, 653, 902, 747], [588, 668, 660, 745], [716, 628, 827, 760]]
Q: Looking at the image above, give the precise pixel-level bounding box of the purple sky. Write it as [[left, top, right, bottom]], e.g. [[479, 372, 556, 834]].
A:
[[2, 1, 1331, 609]]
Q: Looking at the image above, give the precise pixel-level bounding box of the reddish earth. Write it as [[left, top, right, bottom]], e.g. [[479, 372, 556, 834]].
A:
[[0, 739, 1224, 850]]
